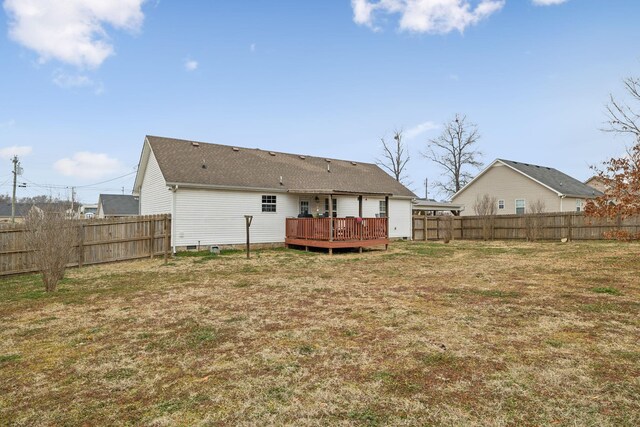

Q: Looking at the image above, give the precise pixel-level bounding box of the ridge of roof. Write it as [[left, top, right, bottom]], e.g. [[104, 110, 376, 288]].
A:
[[145, 135, 378, 167], [497, 159, 603, 197], [142, 135, 416, 198]]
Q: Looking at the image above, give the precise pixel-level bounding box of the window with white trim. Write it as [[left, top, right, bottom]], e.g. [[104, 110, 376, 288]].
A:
[[515, 199, 525, 215], [262, 195, 277, 212], [300, 200, 309, 215], [576, 199, 583, 212], [498, 199, 505, 210], [379, 200, 387, 217], [324, 198, 337, 217]]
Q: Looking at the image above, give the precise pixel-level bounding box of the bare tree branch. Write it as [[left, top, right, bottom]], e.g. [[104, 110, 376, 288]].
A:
[[377, 130, 411, 185], [422, 114, 483, 198]]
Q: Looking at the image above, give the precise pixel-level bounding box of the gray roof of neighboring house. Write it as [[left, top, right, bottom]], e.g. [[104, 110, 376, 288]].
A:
[[0, 203, 31, 217], [98, 194, 139, 216], [498, 159, 603, 198], [0, 202, 70, 218], [143, 135, 416, 198]]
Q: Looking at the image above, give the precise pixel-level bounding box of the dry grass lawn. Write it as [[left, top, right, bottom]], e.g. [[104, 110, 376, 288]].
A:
[[1, 240, 639, 426]]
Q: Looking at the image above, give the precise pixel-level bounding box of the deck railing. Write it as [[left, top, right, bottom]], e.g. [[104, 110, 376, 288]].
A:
[[285, 217, 388, 241]]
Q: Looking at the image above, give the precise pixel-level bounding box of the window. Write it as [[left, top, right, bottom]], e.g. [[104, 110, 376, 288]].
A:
[[515, 199, 525, 215], [379, 200, 387, 218], [498, 199, 505, 210], [300, 200, 309, 215], [324, 198, 338, 217], [262, 195, 276, 212], [576, 199, 583, 212]]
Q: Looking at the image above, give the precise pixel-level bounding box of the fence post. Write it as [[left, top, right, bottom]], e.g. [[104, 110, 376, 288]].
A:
[[423, 217, 427, 241], [567, 213, 573, 241], [78, 224, 85, 268], [163, 214, 170, 264], [436, 217, 440, 240], [459, 217, 464, 240], [149, 217, 155, 259]]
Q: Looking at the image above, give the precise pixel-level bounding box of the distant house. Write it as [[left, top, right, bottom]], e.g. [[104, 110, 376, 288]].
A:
[[96, 194, 140, 218], [80, 204, 98, 219], [585, 176, 607, 193], [0, 203, 31, 223], [412, 199, 464, 216], [132, 135, 415, 252], [451, 159, 603, 216]]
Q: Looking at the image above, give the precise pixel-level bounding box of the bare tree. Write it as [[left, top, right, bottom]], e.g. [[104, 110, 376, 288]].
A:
[[525, 199, 546, 242], [603, 77, 640, 140], [423, 114, 483, 198], [24, 205, 78, 292], [377, 130, 410, 184], [473, 194, 497, 240], [586, 76, 640, 240]]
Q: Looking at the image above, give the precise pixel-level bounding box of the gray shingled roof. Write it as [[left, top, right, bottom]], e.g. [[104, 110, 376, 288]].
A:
[[0, 203, 31, 217], [98, 194, 139, 216], [145, 136, 416, 198], [499, 159, 603, 198]]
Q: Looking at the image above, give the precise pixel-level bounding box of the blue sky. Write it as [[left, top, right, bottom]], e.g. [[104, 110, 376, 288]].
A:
[[1, 0, 639, 203]]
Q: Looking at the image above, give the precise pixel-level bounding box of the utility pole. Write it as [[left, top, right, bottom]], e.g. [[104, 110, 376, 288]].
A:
[[11, 156, 21, 223], [424, 178, 428, 200], [70, 186, 76, 217]]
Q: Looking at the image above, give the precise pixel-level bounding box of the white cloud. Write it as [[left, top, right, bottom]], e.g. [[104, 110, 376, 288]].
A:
[[184, 59, 198, 71], [250, 43, 256, 52], [54, 152, 124, 179], [3, 0, 146, 69], [351, 0, 505, 34], [532, 0, 568, 5], [52, 70, 104, 94], [405, 121, 439, 139], [0, 145, 32, 159]]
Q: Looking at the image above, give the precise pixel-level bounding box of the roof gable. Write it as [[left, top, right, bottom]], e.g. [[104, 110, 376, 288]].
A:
[[98, 194, 139, 215], [140, 135, 416, 198], [452, 159, 603, 200]]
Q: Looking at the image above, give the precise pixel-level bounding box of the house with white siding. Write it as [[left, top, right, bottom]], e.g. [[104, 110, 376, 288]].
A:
[[133, 136, 416, 252], [451, 159, 603, 216]]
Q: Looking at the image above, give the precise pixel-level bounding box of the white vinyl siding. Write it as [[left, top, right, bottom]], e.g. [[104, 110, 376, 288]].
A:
[[139, 149, 172, 215], [174, 188, 297, 246], [388, 198, 411, 239]]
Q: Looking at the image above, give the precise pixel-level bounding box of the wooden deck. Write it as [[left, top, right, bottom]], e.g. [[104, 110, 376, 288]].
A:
[[285, 217, 388, 253]]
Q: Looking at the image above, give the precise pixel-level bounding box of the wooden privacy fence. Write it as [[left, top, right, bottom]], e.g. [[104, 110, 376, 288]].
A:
[[412, 212, 640, 241], [0, 214, 171, 277]]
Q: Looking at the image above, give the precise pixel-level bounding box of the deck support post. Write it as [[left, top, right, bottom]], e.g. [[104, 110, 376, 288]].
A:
[[358, 195, 363, 242], [329, 194, 334, 243]]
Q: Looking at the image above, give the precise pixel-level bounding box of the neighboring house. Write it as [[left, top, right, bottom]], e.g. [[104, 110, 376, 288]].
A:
[[585, 176, 607, 193], [133, 135, 416, 251], [81, 204, 98, 219], [412, 199, 464, 216], [451, 159, 603, 216], [96, 194, 140, 218], [0, 203, 31, 223]]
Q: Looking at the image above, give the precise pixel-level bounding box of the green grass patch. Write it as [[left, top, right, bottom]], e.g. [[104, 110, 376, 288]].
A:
[[348, 408, 383, 426], [0, 354, 21, 364], [591, 287, 621, 296], [298, 344, 315, 355]]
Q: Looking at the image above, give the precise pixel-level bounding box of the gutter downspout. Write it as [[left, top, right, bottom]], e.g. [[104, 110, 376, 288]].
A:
[[171, 185, 178, 253], [560, 194, 565, 212]]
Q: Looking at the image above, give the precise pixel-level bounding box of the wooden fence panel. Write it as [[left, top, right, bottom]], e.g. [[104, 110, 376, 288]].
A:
[[412, 212, 640, 242], [0, 214, 171, 277]]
